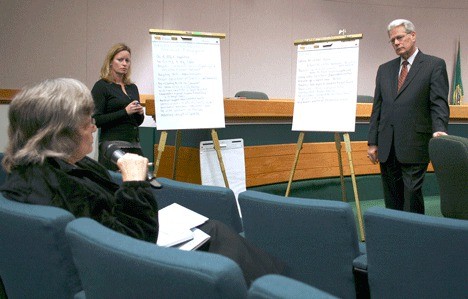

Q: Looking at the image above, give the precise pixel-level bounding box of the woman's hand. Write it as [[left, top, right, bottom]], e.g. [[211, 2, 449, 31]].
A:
[[117, 153, 148, 181], [432, 131, 447, 138], [125, 101, 144, 115]]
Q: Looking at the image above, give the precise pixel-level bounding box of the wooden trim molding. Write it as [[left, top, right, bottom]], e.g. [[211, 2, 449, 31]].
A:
[[0, 89, 20, 104], [143, 98, 468, 123]]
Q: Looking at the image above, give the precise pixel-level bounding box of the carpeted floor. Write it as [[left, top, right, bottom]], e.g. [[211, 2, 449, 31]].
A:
[[349, 195, 442, 218], [348, 195, 442, 240]]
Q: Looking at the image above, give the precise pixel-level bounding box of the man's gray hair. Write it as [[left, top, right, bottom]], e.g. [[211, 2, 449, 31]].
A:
[[387, 19, 415, 34]]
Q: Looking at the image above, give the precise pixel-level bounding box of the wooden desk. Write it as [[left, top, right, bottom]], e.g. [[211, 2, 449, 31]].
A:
[[144, 98, 468, 123], [142, 98, 468, 186], [0, 89, 19, 104], [144, 98, 378, 123]]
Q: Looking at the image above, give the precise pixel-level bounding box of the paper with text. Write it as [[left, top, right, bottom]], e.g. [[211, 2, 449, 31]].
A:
[[200, 138, 245, 215], [151, 35, 225, 130], [293, 39, 360, 132]]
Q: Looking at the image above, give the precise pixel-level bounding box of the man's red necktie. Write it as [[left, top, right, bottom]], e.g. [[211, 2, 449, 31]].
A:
[[398, 60, 409, 91]]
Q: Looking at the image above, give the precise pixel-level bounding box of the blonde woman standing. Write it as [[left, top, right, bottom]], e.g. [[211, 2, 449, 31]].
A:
[[92, 43, 145, 170]]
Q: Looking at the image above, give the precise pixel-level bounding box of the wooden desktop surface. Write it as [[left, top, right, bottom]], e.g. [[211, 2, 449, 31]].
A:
[[142, 97, 468, 123]]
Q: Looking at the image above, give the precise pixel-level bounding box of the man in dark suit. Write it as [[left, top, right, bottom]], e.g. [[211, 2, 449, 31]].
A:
[[367, 19, 450, 214]]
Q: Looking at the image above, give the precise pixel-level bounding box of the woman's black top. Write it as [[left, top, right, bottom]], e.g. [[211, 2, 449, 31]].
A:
[[91, 79, 144, 143], [91, 79, 145, 169]]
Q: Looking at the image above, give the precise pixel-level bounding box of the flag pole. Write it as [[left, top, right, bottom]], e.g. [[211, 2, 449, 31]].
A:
[[451, 39, 464, 105]]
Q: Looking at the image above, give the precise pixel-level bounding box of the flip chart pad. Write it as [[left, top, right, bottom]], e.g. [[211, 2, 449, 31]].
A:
[[151, 35, 225, 130], [292, 39, 360, 132], [200, 138, 245, 215]]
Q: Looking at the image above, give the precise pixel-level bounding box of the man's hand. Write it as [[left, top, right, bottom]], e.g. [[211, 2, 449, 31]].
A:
[[367, 145, 379, 164]]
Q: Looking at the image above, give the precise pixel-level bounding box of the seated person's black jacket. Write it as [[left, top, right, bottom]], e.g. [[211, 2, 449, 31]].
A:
[[0, 157, 158, 242]]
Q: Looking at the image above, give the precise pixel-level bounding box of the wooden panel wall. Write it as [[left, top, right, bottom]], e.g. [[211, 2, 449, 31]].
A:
[[154, 141, 435, 187], [153, 145, 201, 183]]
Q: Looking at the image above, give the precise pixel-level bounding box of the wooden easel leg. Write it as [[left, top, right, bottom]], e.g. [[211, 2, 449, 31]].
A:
[[335, 132, 347, 202], [343, 133, 365, 241], [172, 130, 182, 180], [211, 129, 230, 188], [153, 131, 167, 178], [285, 132, 305, 197]]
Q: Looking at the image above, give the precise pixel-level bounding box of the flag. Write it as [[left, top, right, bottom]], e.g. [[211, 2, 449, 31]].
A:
[[451, 40, 464, 105]]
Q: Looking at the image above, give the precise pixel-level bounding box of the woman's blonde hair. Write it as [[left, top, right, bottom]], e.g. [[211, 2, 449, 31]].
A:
[[2, 78, 94, 172], [99, 43, 132, 84]]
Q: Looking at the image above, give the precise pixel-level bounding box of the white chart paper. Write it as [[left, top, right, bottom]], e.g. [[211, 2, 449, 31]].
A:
[[151, 35, 225, 130], [200, 138, 245, 215], [292, 40, 360, 132]]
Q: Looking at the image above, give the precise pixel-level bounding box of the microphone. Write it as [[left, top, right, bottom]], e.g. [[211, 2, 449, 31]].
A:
[[104, 143, 126, 165], [103, 142, 161, 188]]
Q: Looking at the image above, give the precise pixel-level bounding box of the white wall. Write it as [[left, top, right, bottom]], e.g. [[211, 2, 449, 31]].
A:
[[1, 0, 467, 151], [0, 106, 8, 152], [2, 0, 468, 96]]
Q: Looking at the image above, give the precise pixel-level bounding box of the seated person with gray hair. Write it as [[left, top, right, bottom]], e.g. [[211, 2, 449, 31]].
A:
[[0, 78, 284, 286]]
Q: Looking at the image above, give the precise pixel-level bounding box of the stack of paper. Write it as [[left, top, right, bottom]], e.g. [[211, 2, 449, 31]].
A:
[[177, 228, 211, 251], [156, 203, 210, 251], [156, 225, 195, 248]]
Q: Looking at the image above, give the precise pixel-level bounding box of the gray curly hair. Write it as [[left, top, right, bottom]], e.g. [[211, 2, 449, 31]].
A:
[[2, 78, 94, 171]]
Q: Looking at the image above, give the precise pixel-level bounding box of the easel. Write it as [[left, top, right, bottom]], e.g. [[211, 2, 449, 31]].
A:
[[149, 29, 230, 188], [286, 32, 365, 241], [151, 129, 181, 180]]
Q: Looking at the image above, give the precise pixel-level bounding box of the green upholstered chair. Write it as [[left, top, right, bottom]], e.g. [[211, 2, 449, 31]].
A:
[[66, 217, 336, 299], [155, 177, 243, 233], [364, 207, 468, 298], [0, 193, 82, 298], [429, 135, 468, 219], [248, 274, 338, 299], [238, 190, 362, 299], [235, 91, 269, 100]]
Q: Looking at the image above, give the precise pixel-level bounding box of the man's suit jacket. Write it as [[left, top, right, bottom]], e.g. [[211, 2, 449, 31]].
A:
[[368, 51, 450, 164]]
